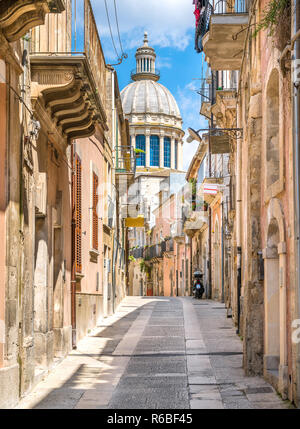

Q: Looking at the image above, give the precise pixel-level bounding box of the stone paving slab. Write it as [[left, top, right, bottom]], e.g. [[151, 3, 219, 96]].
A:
[[16, 296, 292, 409]]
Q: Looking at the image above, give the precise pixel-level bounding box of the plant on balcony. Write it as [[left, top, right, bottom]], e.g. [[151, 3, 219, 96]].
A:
[[129, 255, 136, 262], [253, 0, 290, 51], [189, 178, 197, 211], [134, 148, 146, 157]]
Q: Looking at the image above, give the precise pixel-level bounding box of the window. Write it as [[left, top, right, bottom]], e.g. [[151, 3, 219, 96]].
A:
[[164, 137, 171, 168], [136, 135, 146, 166], [75, 154, 82, 273], [150, 135, 160, 167], [197, 155, 206, 184], [175, 140, 178, 170], [92, 172, 99, 250]]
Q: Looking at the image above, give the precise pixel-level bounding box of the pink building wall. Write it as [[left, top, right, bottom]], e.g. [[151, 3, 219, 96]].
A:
[[73, 127, 105, 341]]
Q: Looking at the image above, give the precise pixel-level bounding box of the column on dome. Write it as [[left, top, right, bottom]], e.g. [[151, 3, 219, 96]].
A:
[[145, 132, 150, 167], [159, 133, 164, 168], [174, 139, 178, 170], [171, 136, 175, 169], [178, 141, 183, 170], [131, 133, 136, 149]]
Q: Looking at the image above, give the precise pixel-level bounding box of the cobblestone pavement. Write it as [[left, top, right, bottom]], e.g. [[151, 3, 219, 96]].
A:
[[16, 297, 292, 409]]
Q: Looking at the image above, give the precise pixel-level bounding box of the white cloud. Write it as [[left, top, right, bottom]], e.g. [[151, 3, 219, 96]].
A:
[[91, 0, 195, 56], [156, 57, 172, 70]]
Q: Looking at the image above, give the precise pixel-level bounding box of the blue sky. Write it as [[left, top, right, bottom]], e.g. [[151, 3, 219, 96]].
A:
[[90, 0, 209, 171]]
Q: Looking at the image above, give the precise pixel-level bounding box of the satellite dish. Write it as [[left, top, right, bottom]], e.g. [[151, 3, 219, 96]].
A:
[[187, 127, 201, 143]]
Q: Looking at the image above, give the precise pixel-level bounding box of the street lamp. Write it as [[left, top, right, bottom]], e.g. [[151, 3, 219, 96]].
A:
[[186, 127, 202, 143]]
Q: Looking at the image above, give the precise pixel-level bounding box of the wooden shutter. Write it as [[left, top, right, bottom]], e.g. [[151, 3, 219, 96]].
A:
[[92, 172, 99, 250], [75, 154, 82, 273]]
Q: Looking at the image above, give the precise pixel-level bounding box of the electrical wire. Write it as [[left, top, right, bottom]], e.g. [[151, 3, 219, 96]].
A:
[[104, 0, 120, 61], [0, 70, 34, 118], [113, 0, 124, 56]]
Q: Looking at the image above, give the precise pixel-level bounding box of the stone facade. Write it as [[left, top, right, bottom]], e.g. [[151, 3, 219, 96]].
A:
[[189, 0, 299, 406], [0, 0, 131, 408]]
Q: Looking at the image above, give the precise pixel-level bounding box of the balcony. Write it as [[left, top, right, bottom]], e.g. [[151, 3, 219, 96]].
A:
[[201, 0, 249, 70], [198, 85, 212, 120], [115, 144, 136, 197], [130, 247, 144, 259], [145, 244, 162, 261], [144, 238, 174, 261], [211, 88, 237, 126], [0, 0, 65, 42], [131, 68, 160, 82], [115, 145, 136, 175], [183, 211, 209, 237], [171, 219, 184, 241], [30, 0, 107, 142]]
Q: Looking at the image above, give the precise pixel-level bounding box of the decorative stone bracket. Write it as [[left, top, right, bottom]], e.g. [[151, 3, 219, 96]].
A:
[[0, 0, 65, 42], [30, 57, 107, 142]]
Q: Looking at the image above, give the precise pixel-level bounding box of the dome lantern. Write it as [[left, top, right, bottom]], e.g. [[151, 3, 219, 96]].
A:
[[131, 32, 160, 82]]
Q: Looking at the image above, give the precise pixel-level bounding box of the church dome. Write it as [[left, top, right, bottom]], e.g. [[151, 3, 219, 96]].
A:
[[120, 32, 184, 172], [121, 80, 181, 119]]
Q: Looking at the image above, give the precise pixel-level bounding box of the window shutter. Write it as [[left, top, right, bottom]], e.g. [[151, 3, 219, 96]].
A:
[[92, 172, 99, 250], [75, 154, 82, 273]]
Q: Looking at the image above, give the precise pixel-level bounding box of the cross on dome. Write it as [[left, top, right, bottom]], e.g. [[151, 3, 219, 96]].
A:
[[143, 31, 148, 46]]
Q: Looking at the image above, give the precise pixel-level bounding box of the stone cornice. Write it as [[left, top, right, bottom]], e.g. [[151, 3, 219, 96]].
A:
[[0, 30, 23, 74], [30, 56, 108, 142], [0, 0, 65, 42]]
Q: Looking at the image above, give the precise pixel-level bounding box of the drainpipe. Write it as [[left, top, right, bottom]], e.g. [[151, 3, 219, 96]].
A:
[[236, 89, 242, 335], [221, 201, 224, 303], [190, 236, 193, 296], [71, 141, 76, 349], [292, 0, 300, 407], [207, 71, 215, 300]]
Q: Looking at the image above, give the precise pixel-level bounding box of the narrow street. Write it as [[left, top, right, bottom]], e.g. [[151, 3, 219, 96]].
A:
[[17, 298, 289, 410]]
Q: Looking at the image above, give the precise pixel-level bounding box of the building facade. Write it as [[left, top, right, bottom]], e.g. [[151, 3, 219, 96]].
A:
[[121, 33, 186, 296], [190, 0, 300, 406], [0, 0, 132, 408]]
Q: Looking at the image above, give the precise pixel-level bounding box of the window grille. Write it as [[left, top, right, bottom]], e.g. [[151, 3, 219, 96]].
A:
[[136, 135, 146, 166], [150, 135, 160, 167], [175, 140, 178, 170], [164, 137, 171, 168]]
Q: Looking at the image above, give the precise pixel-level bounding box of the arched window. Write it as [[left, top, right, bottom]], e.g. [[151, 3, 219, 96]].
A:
[[150, 135, 160, 167], [164, 137, 171, 167], [136, 135, 146, 166], [175, 140, 178, 170]]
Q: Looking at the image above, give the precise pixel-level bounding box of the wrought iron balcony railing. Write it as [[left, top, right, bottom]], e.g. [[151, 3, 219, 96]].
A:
[[115, 146, 136, 175], [195, 0, 249, 53], [130, 247, 144, 259], [195, 1, 213, 53], [130, 68, 160, 81], [214, 0, 248, 14], [144, 238, 174, 261], [30, 0, 106, 102]]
